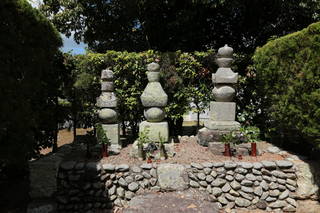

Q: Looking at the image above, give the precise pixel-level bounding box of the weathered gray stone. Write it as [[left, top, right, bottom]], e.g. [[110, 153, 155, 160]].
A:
[[269, 182, 278, 189], [211, 178, 226, 187], [261, 161, 276, 169], [135, 174, 144, 181], [108, 185, 116, 196], [218, 196, 228, 205], [211, 187, 223, 197], [142, 171, 151, 179], [118, 178, 128, 187], [283, 205, 296, 212], [224, 161, 237, 169], [269, 189, 280, 197], [254, 180, 260, 186], [269, 200, 287, 208], [252, 169, 262, 175], [271, 170, 287, 179], [253, 162, 263, 170], [150, 168, 157, 178], [203, 168, 211, 175], [265, 196, 277, 202], [261, 180, 269, 190], [197, 173, 206, 180], [199, 181, 208, 187], [213, 162, 224, 167], [226, 175, 234, 181], [279, 190, 289, 199], [245, 174, 256, 181], [210, 171, 217, 178], [202, 162, 213, 168], [286, 197, 297, 207], [241, 186, 253, 193], [256, 200, 267, 209], [209, 102, 236, 121], [286, 184, 296, 192], [132, 166, 142, 173], [206, 175, 214, 183], [261, 192, 269, 200], [125, 191, 135, 200], [230, 180, 241, 190], [277, 178, 286, 185], [276, 160, 293, 169], [229, 189, 239, 197], [239, 191, 253, 200], [206, 185, 212, 194], [225, 193, 236, 201], [222, 183, 231, 192], [139, 121, 169, 143], [239, 162, 253, 169], [254, 186, 263, 196], [125, 176, 134, 184], [235, 198, 251, 207], [235, 167, 247, 174], [267, 146, 280, 154], [241, 180, 253, 186], [116, 164, 129, 172], [278, 184, 286, 191], [141, 163, 153, 170], [150, 178, 157, 186], [188, 172, 197, 180], [157, 164, 187, 191], [235, 174, 245, 181], [128, 182, 139, 192]]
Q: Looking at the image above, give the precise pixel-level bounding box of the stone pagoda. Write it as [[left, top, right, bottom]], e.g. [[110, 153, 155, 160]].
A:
[[197, 44, 240, 146], [139, 62, 169, 142], [96, 68, 121, 152]]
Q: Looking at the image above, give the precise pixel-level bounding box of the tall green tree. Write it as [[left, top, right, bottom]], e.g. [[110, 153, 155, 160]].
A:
[[0, 0, 62, 169], [41, 0, 319, 54]]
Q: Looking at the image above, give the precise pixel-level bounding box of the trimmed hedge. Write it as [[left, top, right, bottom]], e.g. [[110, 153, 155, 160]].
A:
[[253, 22, 320, 151]]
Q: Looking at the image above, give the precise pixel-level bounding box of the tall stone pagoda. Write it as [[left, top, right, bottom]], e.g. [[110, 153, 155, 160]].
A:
[[197, 44, 240, 146], [96, 68, 121, 152]]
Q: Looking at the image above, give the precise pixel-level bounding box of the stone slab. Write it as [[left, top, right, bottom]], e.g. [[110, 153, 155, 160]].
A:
[[157, 164, 188, 191], [197, 127, 232, 146], [102, 123, 121, 149], [205, 120, 240, 131], [209, 102, 236, 121], [139, 121, 169, 142], [130, 140, 175, 159]]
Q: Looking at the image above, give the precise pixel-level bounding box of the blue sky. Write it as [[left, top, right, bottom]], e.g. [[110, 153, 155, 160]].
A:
[[29, 0, 87, 55]]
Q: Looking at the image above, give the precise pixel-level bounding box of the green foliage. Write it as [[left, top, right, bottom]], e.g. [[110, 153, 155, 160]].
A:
[[253, 22, 320, 151], [0, 0, 62, 167], [220, 131, 238, 144], [96, 124, 110, 145], [240, 126, 260, 143], [137, 128, 150, 146], [41, 0, 319, 53]]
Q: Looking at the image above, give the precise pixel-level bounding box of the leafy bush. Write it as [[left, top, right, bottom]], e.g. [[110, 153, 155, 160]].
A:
[[0, 0, 62, 168], [253, 22, 320, 153]]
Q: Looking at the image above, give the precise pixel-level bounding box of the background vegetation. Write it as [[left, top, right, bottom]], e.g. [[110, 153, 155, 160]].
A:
[[253, 22, 320, 156]]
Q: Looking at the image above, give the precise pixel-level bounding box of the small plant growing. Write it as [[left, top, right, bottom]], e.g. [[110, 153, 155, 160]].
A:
[[96, 123, 110, 157], [137, 127, 150, 160], [220, 131, 238, 157], [240, 126, 260, 156]]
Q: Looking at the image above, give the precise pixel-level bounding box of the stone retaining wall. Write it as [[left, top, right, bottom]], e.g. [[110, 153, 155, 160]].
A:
[[57, 160, 297, 212]]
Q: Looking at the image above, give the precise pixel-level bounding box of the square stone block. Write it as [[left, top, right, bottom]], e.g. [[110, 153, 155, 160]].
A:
[[205, 120, 240, 131], [139, 121, 169, 142], [101, 123, 121, 148], [209, 101, 236, 121]]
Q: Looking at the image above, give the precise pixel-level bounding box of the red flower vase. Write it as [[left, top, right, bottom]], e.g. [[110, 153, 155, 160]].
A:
[[251, 143, 257, 157], [224, 144, 231, 157], [102, 144, 108, 158]]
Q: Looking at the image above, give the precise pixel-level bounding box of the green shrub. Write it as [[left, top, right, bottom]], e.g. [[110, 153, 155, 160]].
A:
[[253, 22, 320, 152]]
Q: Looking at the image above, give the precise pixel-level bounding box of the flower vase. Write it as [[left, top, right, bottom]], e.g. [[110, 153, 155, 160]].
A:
[[251, 142, 257, 157], [224, 144, 231, 157], [102, 144, 108, 158]]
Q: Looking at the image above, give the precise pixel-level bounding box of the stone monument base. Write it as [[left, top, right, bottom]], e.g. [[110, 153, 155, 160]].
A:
[[139, 121, 169, 142], [197, 127, 237, 146], [102, 123, 121, 152], [130, 140, 175, 159], [204, 120, 240, 131]]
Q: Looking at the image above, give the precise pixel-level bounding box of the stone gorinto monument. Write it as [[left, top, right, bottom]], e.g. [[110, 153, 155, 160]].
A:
[[96, 68, 121, 152], [197, 45, 240, 146]]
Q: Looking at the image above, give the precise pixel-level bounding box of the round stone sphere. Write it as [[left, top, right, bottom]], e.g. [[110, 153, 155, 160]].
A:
[[144, 107, 165, 122], [98, 108, 117, 123], [218, 44, 233, 57], [212, 85, 235, 102]]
